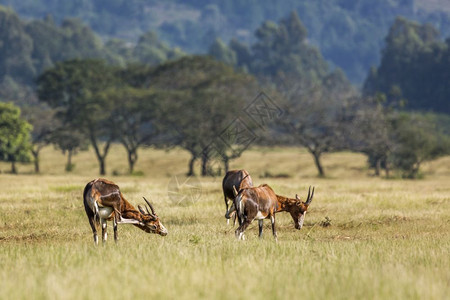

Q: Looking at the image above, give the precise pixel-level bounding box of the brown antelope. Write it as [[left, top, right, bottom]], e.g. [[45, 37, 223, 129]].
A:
[[222, 169, 253, 224], [83, 178, 168, 245], [233, 185, 314, 241]]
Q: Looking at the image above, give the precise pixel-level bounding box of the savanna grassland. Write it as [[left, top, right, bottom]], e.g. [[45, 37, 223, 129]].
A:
[[1, 146, 449, 300]]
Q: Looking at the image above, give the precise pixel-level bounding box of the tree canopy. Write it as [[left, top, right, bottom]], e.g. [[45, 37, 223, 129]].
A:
[[0, 102, 32, 173], [364, 17, 450, 114]]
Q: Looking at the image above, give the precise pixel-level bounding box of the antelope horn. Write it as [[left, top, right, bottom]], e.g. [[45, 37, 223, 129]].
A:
[[306, 186, 315, 205], [137, 204, 146, 215], [232, 185, 238, 197], [143, 197, 156, 215]]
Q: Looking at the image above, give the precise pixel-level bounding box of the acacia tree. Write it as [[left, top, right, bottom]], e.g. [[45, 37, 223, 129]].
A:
[[281, 71, 355, 177], [37, 59, 118, 175], [0, 102, 32, 173], [126, 56, 257, 176], [104, 86, 161, 173]]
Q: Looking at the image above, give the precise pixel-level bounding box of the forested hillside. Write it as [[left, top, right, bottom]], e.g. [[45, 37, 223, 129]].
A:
[[0, 5, 183, 103], [2, 0, 450, 83]]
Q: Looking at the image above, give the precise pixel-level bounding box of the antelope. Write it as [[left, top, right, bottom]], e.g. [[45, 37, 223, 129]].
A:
[[233, 185, 314, 241], [83, 178, 168, 245], [222, 169, 253, 224]]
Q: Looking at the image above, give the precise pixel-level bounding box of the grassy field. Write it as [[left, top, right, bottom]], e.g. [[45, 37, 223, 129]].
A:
[[1, 145, 449, 299]]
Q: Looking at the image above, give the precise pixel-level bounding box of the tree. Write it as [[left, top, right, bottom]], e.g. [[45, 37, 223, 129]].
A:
[[51, 126, 88, 172], [208, 38, 237, 66], [229, 38, 252, 70], [104, 86, 161, 173], [281, 70, 355, 177], [138, 56, 258, 176], [347, 94, 395, 177], [363, 17, 450, 114], [0, 6, 35, 84], [37, 59, 118, 175], [250, 11, 328, 83], [0, 102, 32, 173], [22, 104, 59, 173], [132, 31, 184, 66], [390, 113, 450, 178]]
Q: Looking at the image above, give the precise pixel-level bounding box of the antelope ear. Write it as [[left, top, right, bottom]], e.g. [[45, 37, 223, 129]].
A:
[[295, 194, 300, 200], [137, 204, 146, 214]]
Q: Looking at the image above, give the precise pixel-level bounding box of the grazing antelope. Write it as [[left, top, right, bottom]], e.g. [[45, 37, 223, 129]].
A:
[[233, 185, 314, 241], [83, 178, 168, 245], [222, 169, 253, 224]]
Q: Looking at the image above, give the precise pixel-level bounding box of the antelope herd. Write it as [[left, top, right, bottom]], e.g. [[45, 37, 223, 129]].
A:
[[83, 169, 314, 244]]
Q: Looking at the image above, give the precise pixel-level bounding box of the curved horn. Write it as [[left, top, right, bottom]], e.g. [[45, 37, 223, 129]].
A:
[[306, 186, 315, 205], [232, 185, 238, 197], [143, 197, 156, 215], [137, 204, 146, 215]]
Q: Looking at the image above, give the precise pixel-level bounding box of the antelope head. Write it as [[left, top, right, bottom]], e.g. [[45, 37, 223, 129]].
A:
[[137, 197, 168, 236], [290, 186, 315, 230]]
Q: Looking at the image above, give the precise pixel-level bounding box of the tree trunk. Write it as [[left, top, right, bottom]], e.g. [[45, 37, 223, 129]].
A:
[[384, 162, 390, 178], [223, 157, 229, 174], [65, 149, 73, 172], [187, 155, 197, 176], [90, 134, 111, 176], [312, 151, 325, 177], [32, 150, 40, 173], [201, 152, 209, 176], [99, 158, 106, 176], [11, 161, 17, 174], [128, 149, 138, 174], [374, 158, 381, 176]]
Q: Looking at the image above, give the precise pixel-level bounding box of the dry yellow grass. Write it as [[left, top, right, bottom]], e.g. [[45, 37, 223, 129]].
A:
[[0, 145, 449, 299]]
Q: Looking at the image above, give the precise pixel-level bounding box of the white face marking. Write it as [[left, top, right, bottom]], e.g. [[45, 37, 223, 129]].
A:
[[159, 222, 168, 235], [298, 212, 306, 228]]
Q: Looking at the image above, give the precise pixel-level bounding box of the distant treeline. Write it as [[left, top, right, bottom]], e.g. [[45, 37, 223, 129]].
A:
[[0, 6, 449, 178], [1, 55, 449, 179], [0, 5, 183, 103], [2, 0, 450, 83]]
